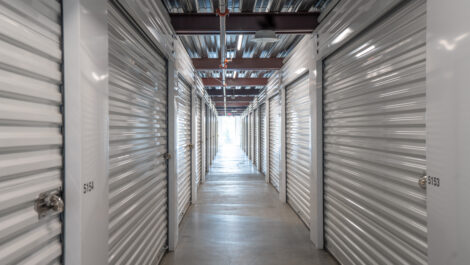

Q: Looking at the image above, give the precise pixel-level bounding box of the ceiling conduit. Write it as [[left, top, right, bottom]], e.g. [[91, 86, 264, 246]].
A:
[[217, 0, 228, 116]]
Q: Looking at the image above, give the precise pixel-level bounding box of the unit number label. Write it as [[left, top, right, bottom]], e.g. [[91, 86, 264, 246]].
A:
[[83, 181, 95, 194], [428, 176, 440, 187]]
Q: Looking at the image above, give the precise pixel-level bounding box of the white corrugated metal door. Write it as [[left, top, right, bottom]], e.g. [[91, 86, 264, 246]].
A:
[[195, 95, 202, 185], [260, 103, 267, 175], [108, 4, 168, 264], [269, 94, 281, 191], [206, 105, 210, 171], [286, 74, 311, 227], [323, 1, 427, 264], [254, 109, 259, 168], [248, 113, 252, 160], [0, 1, 63, 264], [176, 77, 192, 224]]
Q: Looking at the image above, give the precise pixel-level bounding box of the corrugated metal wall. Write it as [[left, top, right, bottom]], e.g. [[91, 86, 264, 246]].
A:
[[255, 109, 259, 168], [269, 94, 282, 191], [260, 103, 267, 175], [323, 1, 427, 264], [195, 95, 202, 185], [206, 104, 210, 171], [0, 1, 63, 264], [108, 4, 168, 264], [286, 74, 311, 228], [176, 77, 192, 224]]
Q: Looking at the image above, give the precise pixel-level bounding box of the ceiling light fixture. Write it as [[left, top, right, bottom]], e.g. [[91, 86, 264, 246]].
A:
[[237, 34, 243, 50], [251, 30, 279, 43]]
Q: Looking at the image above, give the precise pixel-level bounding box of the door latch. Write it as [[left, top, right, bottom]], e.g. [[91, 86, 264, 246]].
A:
[[164, 153, 172, 160], [188, 144, 194, 149], [418, 175, 428, 189], [35, 190, 64, 219]]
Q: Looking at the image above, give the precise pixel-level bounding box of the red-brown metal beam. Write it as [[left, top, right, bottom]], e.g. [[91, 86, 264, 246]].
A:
[[194, 58, 283, 71], [170, 12, 320, 35], [207, 88, 260, 96], [215, 102, 250, 107], [202, 78, 268, 87], [212, 96, 254, 102]]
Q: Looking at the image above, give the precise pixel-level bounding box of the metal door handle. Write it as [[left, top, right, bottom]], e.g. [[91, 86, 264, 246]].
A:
[[35, 191, 64, 218], [418, 175, 428, 189]]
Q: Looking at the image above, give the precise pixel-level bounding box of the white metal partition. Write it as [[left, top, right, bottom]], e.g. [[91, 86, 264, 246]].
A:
[[195, 95, 202, 185], [322, 1, 427, 264], [0, 1, 63, 264], [254, 109, 259, 168], [176, 77, 192, 224], [108, 4, 168, 264], [269, 94, 282, 191], [260, 103, 267, 175], [286, 74, 311, 228]]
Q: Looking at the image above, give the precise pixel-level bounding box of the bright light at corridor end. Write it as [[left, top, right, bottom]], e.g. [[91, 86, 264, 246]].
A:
[[218, 116, 241, 147]]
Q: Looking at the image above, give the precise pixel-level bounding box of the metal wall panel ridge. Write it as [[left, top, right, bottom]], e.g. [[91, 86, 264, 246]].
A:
[[176, 77, 192, 224], [108, 4, 169, 264], [286, 74, 311, 228], [260, 103, 267, 175], [323, 1, 427, 264], [195, 95, 202, 185], [269, 94, 282, 191], [0, 1, 63, 264]]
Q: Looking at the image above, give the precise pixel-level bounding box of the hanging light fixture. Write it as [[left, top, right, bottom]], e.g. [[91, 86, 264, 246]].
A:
[[251, 30, 279, 43]]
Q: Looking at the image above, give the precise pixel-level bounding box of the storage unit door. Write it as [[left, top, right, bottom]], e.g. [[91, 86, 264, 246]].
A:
[[205, 105, 211, 172], [323, 1, 427, 264], [108, 4, 168, 264], [255, 109, 259, 168], [248, 113, 252, 160], [0, 1, 63, 264], [195, 96, 202, 185], [286, 74, 311, 227], [269, 94, 281, 191], [176, 77, 192, 224], [260, 103, 267, 175]]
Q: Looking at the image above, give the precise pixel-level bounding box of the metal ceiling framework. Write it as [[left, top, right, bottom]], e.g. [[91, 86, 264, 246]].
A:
[[163, 0, 331, 115]]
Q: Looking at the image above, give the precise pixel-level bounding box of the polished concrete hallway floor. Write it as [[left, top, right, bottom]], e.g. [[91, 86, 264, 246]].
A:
[[161, 144, 337, 265]]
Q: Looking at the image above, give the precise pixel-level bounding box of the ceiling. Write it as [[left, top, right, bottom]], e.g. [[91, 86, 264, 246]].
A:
[[163, 0, 331, 115]]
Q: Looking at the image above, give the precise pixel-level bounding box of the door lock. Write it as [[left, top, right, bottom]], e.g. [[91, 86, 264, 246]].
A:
[[188, 144, 194, 149], [35, 191, 64, 219], [164, 153, 172, 160], [418, 175, 428, 189]]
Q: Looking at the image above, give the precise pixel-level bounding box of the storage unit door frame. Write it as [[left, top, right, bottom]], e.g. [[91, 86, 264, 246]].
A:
[[285, 73, 311, 228], [255, 108, 259, 169], [269, 93, 282, 191], [322, 1, 427, 264], [0, 1, 64, 264], [175, 76, 192, 225]]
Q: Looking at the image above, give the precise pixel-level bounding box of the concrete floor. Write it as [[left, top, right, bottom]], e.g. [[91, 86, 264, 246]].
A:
[[161, 144, 337, 265]]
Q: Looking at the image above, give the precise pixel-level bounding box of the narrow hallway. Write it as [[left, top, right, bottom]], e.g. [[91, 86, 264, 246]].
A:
[[161, 145, 337, 265]]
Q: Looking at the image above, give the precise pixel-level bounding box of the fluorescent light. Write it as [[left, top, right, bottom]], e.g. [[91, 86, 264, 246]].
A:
[[237, 35, 243, 51], [356, 45, 375, 57], [332, 28, 353, 45]]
